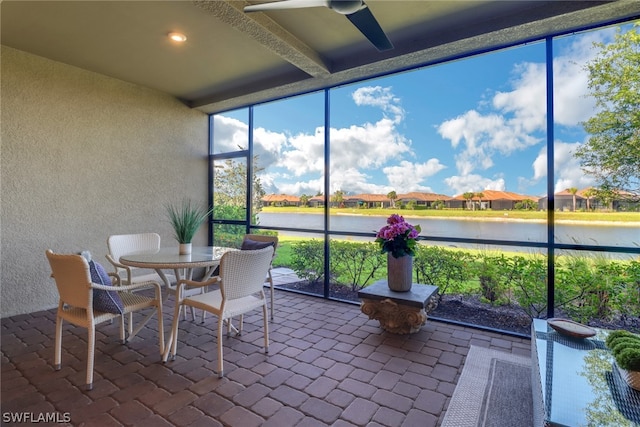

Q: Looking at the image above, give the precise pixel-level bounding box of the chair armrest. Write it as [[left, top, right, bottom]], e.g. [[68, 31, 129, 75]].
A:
[[175, 276, 221, 299], [109, 272, 121, 286], [105, 254, 129, 270], [105, 254, 135, 285], [178, 276, 221, 289], [91, 280, 161, 293]]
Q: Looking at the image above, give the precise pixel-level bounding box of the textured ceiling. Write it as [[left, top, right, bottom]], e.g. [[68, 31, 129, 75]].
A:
[[2, 0, 639, 114]]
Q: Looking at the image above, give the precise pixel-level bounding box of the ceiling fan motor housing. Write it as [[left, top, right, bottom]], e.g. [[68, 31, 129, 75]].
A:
[[330, 0, 365, 15]]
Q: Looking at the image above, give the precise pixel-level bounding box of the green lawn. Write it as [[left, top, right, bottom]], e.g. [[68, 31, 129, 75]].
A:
[[272, 235, 546, 269], [262, 206, 640, 223]]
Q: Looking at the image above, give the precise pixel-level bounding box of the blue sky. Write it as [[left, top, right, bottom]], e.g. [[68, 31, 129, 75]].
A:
[[214, 25, 622, 198]]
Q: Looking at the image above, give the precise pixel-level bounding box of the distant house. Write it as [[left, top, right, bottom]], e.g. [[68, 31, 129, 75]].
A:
[[538, 187, 639, 211], [538, 189, 586, 211], [343, 194, 391, 208], [308, 195, 325, 208], [261, 194, 300, 207], [447, 190, 539, 210], [396, 192, 451, 208]]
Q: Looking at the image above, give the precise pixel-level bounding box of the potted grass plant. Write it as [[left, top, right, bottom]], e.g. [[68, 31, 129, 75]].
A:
[[605, 330, 640, 391], [166, 199, 213, 255]]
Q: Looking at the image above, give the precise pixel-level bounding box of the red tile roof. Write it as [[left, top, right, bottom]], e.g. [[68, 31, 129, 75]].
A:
[[397, 192, 451, 201], [451, 190, 539, 201], [262, 194, 301, 203]]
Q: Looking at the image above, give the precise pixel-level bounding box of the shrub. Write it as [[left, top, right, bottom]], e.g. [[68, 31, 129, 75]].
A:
[[605, 330, 640, 371], [413, 246, 472, 298], [290, 239, 325, 284], [510, 255, 547, 318], [330, 241, 385, 291], [617, 347, 640, 371], [611, 340, 640, 357], [606, 330, 637, 347], [473, 253, 509, 304]]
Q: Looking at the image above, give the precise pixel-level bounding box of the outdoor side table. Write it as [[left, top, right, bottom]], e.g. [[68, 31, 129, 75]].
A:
[[358, 280, 439, 334], [531, 318, 640, 426]]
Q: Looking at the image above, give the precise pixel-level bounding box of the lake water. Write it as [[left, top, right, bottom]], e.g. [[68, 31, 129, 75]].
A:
[[257, 212, 640, 253]]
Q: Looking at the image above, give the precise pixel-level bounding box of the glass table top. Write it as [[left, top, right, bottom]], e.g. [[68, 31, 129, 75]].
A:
[[532, 318, 640, 426]]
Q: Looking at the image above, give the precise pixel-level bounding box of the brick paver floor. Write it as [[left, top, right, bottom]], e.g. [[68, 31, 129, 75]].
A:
[[1, 290, 530, 426]]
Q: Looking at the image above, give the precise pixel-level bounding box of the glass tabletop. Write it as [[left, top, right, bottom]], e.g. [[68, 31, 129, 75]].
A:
[[532, 318, 640, 426], [119, 246, 234, 268]]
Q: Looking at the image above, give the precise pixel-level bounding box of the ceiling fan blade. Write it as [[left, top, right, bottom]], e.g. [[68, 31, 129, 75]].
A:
[[244, 0, 329, 13], [345, 5, 393, 51]]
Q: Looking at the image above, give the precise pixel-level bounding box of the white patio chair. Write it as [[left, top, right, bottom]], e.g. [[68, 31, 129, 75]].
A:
[[106, 233, 168, 287], [242, 233, 278, 321], [46, 250, 164, 390], [106, 233, 200, 321], [165, 246, 274, 378]]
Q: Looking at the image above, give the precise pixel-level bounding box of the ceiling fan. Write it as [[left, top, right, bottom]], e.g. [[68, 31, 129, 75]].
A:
[[244, 0, 394, 51]]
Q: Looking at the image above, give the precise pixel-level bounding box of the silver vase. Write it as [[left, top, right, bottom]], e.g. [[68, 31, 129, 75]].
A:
[[387, 253, 413, 292]]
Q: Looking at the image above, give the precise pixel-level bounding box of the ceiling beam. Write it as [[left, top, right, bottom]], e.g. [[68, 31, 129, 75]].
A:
[[194, 0, 331, 76], [193, 0, 640, 113]]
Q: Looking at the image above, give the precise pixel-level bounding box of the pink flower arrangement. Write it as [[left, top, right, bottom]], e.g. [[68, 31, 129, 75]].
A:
[[375, 214, 422, 258]]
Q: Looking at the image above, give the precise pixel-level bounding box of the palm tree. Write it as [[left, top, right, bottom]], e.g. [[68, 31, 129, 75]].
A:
[[332, 190, 345, 208], [475, 192, 485, 210], [568, 187, 578, 211], [387, 190, 397, 208], [300, 194, 309, 207], [582, 188, 596, 211], [463, 192, 475, 210]]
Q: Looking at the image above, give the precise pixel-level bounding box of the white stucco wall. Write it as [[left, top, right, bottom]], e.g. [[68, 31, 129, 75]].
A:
[[1, 46, 210, 317]]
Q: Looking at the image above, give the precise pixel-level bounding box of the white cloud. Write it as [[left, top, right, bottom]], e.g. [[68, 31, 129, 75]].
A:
[[530, 140, 596, 192], [274, 86, 413, 194], [436, 29, 616, 194], [444, 175, 506, 196], [212, 115, 248, 152], [352, 86, 405, 123], [552, 31, 610, 126], [492, 30, 609, 129], [327, 159, 444, 196], [277, 177, 324, 196], [330, 167, 374, 194], [217, 28, 619, 198], [492, 62, 546, 132], [438, 110, 540, 175], [329, 119, 412, 171], [253, 127, 287, 168], [383, 159, 446, 192], [279, 130, 325, 176]]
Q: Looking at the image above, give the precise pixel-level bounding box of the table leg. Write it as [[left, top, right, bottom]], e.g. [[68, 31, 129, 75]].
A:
[[162, 289, 183, 362]]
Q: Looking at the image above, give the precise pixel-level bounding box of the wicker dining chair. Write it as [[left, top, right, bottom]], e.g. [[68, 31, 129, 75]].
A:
[[106, 232, 169, 288], [242, 233, 278, 320], [45, 250, 164, 390], [164, 246, 274, 378], [106, 233, 201, 321]]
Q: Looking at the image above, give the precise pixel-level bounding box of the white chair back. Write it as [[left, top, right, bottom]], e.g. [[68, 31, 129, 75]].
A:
[[108, 232, 160, 257], [107, 232, 160, 273], [219, 246, 274, 301], [242, 233, 279, 320]]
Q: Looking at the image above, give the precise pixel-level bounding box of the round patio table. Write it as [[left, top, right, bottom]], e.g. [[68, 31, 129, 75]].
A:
[[120, 246, 236, 360]]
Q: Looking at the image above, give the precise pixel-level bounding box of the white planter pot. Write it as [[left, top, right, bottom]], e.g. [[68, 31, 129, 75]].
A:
[[179, 243, 192, 255]]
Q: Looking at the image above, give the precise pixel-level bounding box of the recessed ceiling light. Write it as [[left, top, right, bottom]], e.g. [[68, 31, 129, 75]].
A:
[[168, 32, 187, 43]]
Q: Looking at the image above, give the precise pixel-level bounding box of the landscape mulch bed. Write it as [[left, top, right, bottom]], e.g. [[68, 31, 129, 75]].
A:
[[276, 282, 640, 336]]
